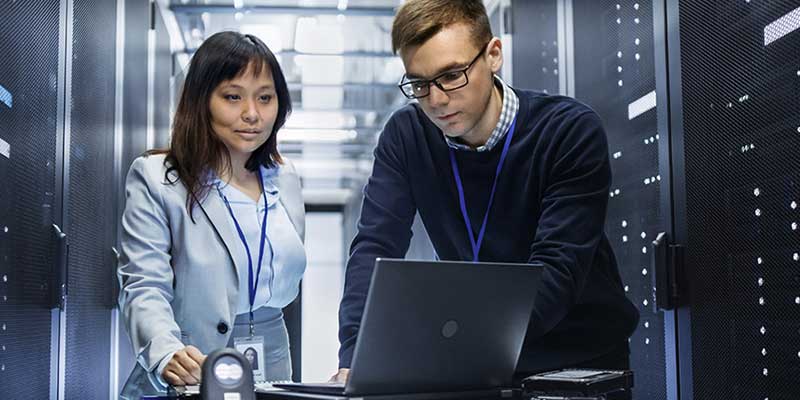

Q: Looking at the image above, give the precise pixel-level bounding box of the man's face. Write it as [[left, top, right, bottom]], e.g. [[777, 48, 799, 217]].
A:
[[400, 23, 503, 141]]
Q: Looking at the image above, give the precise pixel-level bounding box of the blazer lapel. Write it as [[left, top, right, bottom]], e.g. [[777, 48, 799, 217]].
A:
[[277, 168, 305, 242], [196, 189, 243, 285]]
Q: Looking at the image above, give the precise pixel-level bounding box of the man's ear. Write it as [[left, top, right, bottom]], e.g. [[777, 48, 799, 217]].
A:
[[486, 37, 504, 74]]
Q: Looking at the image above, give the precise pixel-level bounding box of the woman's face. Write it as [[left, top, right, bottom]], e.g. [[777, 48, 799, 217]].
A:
[[209, 61, 278, 163]]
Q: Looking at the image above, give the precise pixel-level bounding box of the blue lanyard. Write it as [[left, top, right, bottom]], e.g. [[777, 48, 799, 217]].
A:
[[448, 116, 517, 262], [216, 168, 273, 333]]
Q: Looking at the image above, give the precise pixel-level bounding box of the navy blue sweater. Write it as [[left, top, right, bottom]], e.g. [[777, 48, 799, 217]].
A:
[[338, 90, 639, 373]]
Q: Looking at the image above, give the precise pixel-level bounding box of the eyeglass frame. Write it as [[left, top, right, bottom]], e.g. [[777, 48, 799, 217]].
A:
[[397, 42, 490, 99]]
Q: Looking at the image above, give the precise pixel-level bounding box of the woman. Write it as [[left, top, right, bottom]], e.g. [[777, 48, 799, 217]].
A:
[[118, 31, 305, 399], [244, 347, 260, 371]]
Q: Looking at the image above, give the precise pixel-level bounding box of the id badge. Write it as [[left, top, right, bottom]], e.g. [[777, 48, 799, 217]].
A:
[[234, 335, 266, 383]]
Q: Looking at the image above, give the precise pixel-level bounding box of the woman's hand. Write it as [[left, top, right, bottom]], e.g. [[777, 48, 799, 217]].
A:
[[162, 345, 207, 386]]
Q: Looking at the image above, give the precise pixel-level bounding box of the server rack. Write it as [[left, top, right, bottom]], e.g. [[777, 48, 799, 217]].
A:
[[661, 1, 800, 399], [0, 1, 65, 398], [571, 2, 667, 400], [115, 0, 172, 393], [63, 0, 119, 398], [511, 0, 561, 94], [513, 1, 669, 399], [0, 0, 145, 398], [514, 1, 800, 399], [152, 3, 173, 150]]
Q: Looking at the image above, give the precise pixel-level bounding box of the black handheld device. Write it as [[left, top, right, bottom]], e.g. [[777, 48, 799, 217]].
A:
[[200, 348, 256, 400]]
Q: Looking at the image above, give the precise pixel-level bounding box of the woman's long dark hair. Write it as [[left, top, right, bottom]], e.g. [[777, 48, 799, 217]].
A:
[[149, 31, 292, 221]]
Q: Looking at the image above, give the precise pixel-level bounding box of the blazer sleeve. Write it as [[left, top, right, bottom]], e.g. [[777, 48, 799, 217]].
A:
[[118, 156, 184, 375]]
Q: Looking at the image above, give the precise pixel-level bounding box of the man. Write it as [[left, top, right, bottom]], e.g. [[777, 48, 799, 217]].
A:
[[333, 0, 639, 384]]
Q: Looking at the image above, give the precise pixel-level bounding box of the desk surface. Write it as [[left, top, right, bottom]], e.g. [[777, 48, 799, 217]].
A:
[[142, 387, 516, 400], [256, 388, 517, 400]]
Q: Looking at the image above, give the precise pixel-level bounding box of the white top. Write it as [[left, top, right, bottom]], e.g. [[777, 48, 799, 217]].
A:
[[213, 165, 307, 314]]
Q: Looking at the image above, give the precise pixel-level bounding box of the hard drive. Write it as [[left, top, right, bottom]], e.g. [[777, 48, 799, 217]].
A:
[[521, 369, 633, 400]]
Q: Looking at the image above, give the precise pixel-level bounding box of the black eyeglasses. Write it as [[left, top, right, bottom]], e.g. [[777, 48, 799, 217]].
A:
[[398, 44, 488, 99]]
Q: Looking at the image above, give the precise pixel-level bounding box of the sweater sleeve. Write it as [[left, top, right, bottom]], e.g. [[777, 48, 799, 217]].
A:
[[526, 109, 613, 338], [337, 117, 417, 368]]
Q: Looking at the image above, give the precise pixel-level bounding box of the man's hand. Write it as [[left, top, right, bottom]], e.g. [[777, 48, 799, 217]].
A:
[[329, 368, 350, 383], [162, 345, 207, 386]]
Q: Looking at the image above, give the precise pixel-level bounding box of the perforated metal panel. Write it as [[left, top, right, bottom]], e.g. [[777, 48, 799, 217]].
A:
[[572, 1, 667, 399], [677, 1, 800, 398], [115, 0, 153, 392], [0, 1, 61, 398], [511, 0, 560, 94], [64, 0, 117, 398]]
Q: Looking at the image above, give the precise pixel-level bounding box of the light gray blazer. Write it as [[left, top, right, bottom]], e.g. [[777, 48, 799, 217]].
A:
[[117, 154, 305, 399]]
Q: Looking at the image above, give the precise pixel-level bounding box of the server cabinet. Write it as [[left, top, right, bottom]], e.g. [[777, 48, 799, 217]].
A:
[[0, 2, 64, 398], [153, 3, 173, 149], [571, 2, 667, 400], [121, 0, 150, 173], [512, 1, 668, 398], [115, 0, 161, 394], [63, 0, 119, 398], [662, 1, 800, 399], [511, 0, 561, 94], [514, 0, 800, 399]]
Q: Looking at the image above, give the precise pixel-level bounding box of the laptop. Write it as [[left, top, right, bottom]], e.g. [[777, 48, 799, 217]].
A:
[[272, 258, 543, 398]]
